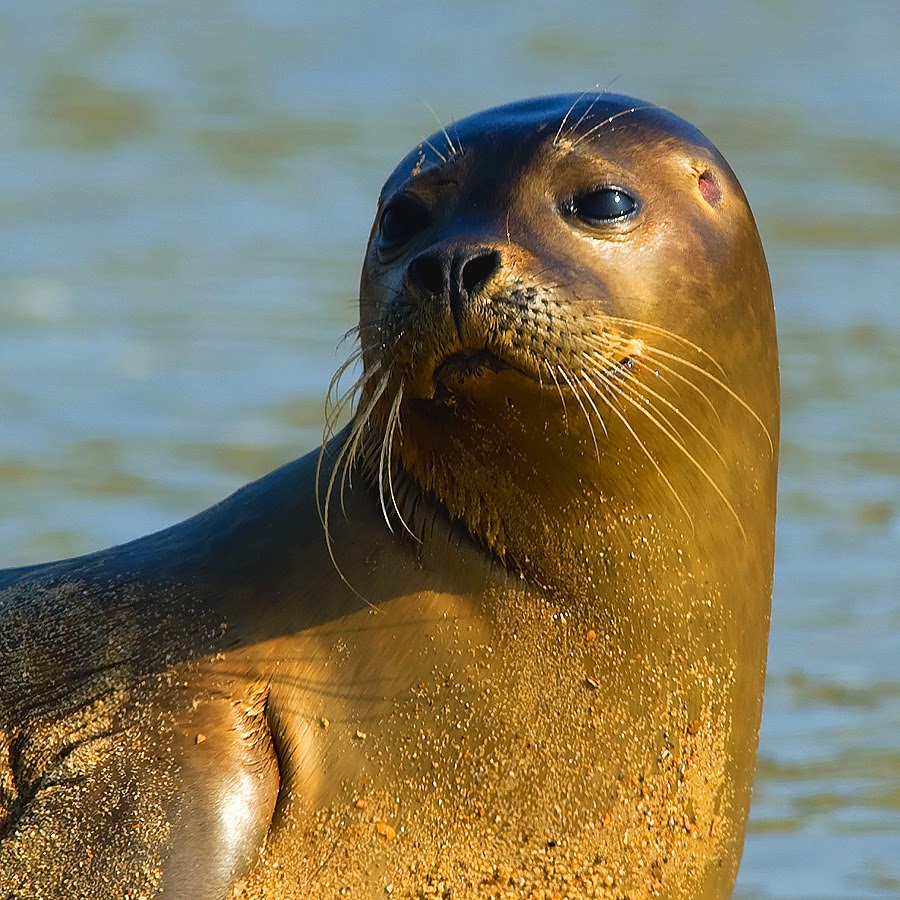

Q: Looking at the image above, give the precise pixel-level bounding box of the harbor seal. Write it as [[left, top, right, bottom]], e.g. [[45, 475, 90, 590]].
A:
[[0, 93, 778, 899]]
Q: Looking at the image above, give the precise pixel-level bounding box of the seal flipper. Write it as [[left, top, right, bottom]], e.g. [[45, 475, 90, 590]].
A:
[[158, 681, 280, 898], [0, 680, 279, 899]]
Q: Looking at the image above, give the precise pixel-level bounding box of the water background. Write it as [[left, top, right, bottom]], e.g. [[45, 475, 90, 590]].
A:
[[0, 3, 897, 896]]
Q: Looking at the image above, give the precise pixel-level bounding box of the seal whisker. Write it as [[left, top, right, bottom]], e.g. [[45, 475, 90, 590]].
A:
[[378, 385, 411, 538], [323, 348, 366, 435], [421, 137, 448, 164], [629, 351, 722, 422], [342, 426, 377, 513], [316, 433, 379, 609], [645, 346, 774, 454], [601, 371, 745, 536], [544, 361, 569, 427], [589, 367, 695, 528], [312, 375, 391, 610], [572, 105, 655, 148], [451, 120, 463, 157], [601, 314, 729, 378], [335, 365, 387, 510], [567, 89, 606, 141], [588, 351, 727, 467], [318, 361, 374, 520], [424, 102, 460, 158], [338, 365, 392, 511], [558, 364, 600, 458], [580, 332, 723, 424], [319, 364, 393, 595], [618, 352, 691, 408], [338, 322, 373, 348], [325, 345, 363, 403], [322, 369, 382, 490], [611, 371, 717, 475], [574, 368, 610, 439], [377, 390, 396, 533], [346, 321, 383, 339], [553, 88, 592, 146], [384, 385, 419, 542]]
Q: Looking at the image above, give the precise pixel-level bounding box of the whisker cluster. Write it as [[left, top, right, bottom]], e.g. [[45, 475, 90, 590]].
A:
[[538, 317, 772, 536], [316, 309, 772, 580], [316, 331, 421, 600], [553, 92, 656, 149]]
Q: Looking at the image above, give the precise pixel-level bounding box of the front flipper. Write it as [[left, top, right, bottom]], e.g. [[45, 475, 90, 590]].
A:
[[0, 680, 279, 899], [158, 680, 280, 898]]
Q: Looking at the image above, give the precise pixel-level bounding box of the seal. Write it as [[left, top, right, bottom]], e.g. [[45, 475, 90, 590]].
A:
[[0, 93, 778, 900]]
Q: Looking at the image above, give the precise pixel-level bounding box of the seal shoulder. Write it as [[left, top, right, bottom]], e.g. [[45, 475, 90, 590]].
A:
[[0, 589, 280, 898], [0, 465, 318, 898]]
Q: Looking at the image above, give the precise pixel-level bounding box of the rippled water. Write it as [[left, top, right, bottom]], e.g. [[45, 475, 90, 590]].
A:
[[1, 3, 897, 896]]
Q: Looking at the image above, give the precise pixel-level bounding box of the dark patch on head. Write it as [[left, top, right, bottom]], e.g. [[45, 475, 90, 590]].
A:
[[698, 170, 722, 206]]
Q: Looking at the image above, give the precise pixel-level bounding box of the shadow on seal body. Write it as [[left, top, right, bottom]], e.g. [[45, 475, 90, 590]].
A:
[[0, 94, 778, 899]]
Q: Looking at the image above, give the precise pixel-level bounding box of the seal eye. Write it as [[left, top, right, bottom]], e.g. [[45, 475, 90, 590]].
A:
[[379, 196, 429, 253], [567, 188, 637, 225]]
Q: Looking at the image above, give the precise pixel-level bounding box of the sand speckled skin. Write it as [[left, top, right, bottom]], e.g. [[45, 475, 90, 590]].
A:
[[0, 94, 778, 899]]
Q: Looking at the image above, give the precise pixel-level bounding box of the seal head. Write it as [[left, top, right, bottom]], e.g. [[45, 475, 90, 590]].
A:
[[349, 93, 777, 593]]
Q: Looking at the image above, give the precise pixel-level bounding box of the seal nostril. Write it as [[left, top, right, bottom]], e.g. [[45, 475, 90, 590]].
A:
[[461, 250, 501, 295], [408, 248, 501, 300], [408, 253, 446, 298]]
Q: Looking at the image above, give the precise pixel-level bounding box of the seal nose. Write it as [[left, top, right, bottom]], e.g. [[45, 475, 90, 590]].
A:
[[407, 246, 502, 304]]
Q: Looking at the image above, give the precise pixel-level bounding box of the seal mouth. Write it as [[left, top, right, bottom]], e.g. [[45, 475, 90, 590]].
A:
[[429, 345, 639, 396], [432, 349, 514, 383], [427, 348, 527, 404]]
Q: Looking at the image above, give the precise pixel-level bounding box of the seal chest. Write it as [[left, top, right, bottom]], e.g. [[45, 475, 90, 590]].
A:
[[0, 94, 778, 900]]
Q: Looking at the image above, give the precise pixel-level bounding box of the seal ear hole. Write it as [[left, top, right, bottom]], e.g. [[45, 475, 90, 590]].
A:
[[698, 170, 722, 206]]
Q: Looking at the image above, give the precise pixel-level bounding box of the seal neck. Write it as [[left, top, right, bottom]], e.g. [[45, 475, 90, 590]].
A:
[[350, 368, 776, 618]]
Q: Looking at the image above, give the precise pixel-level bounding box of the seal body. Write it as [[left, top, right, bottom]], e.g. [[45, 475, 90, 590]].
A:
[[0, 95, 778, 899]]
